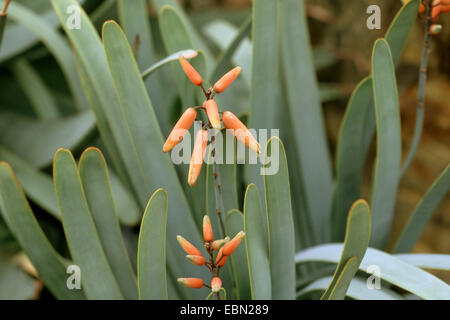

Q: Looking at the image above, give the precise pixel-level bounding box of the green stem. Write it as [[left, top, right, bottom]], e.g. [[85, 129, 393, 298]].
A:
[[211, 135, 227, 238], [400, 0, 432, 178]]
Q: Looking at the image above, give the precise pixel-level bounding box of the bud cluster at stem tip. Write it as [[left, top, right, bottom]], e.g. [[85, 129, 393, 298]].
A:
[[162, 55, 260, 187], [176, 216, 245, 298]]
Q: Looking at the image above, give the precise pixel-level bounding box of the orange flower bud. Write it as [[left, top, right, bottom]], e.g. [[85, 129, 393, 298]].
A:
[[215, 247, 228, 267], [222, 231, 245, 256], [212, 236, 230, 250], [203, 215, 213, 242], [177, 278, 204, 289], [213, 66, 242, 93], [179, 55, 203, 86], [204, 100, 221, 129], [211, 277, 222, 293], [442, 4, 450, 13], [419, 3, 425, 13], [432, 3, 441, 21], [177, 235, 202, 256], [188, 130, 208, 186], [186, 255, 206, 266], [163, 107, 197, 153], [222, 111, 260, 155]]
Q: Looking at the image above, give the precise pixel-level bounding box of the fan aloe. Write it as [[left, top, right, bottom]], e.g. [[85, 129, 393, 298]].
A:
[[0, 0, 448, 300]]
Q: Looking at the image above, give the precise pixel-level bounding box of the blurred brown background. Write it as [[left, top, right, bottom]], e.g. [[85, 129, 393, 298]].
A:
[[175, 0, 449, 274]]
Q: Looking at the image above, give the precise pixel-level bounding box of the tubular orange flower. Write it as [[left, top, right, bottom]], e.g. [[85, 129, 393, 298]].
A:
[[419, 3, 425, 13], [179, 55, 203, 86], [163, 107, 197, 153], [177, 235, 202, 256], [215, 247, 227, 267], [211, 277, 222, 293], [222, 231, 245, 256], [204, 100, 221, 129], [222, 111, 260, 155], [432, 3, 441, 21], [186, 255, 206, 266], [203, 215, 213, 242], [442, 4, 450, 13], [212, 236, 230, 250], [188, 130, 208, 186], [213, 66, 242, 93], [177, 278, 204, 289]]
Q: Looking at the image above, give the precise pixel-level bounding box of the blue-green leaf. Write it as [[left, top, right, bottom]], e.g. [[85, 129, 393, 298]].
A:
[[138, 188, 168, 300], [243, 184, 271, 300], [0, 162, 84, 299], [264, 137, 295, 300], [53, 149, 122, 299], [370, 39, 401, 249], [393, 164, 450, 253], [280, 0, 333, 244], [78, 147, 138, 299]]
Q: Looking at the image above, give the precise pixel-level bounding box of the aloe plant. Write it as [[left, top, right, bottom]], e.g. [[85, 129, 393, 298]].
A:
[[0, 0, 448, 300]]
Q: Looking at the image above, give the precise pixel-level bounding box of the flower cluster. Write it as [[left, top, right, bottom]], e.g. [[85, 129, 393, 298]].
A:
[[404, 0, 450, 34], [176, 215, 245, 299], [162, 55, 261, 186]]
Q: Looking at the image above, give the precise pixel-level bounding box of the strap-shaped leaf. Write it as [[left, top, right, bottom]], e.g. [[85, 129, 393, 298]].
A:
[[295, 244, 450, 300], [247, 0, 280, 197], [280, 0, 333, 244], [159, 5, 205, 107], [101, 20, 204, 300], [11, 59, 60, 119], [5, 1, 87, 110], [78, 147, 138, 299], [393, 254, 450, 271], [0, 146, 59, 220], [53, 149, 122, 299], [326, 256, 359, 300], [264, 137, 295, 299], [52, 0, 150, 206], [297, 275, 404, 300], [118, 0, 170, 135], [333, 0, 420, 240], [0, 110, 95, 168], [243, 184, 271, 300], [226, 209, 251, 300], [0, 162, 84, 299], [332, 77, 373, 240], [141, 49, 198, 80], [370, 39, 401, 249], [138, 188, 168, 300], [151, 0, 213, 70], [393, 164, 450, 253], [74, 54, 131, 196], [108, 168, 141, 226], [208, 16, 252, 86], [322, 199, 371, 299]]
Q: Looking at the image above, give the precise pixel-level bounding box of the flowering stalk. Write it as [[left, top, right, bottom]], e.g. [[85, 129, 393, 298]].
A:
[[400, 0, 435, 177], [176, 216, 245, 300]]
